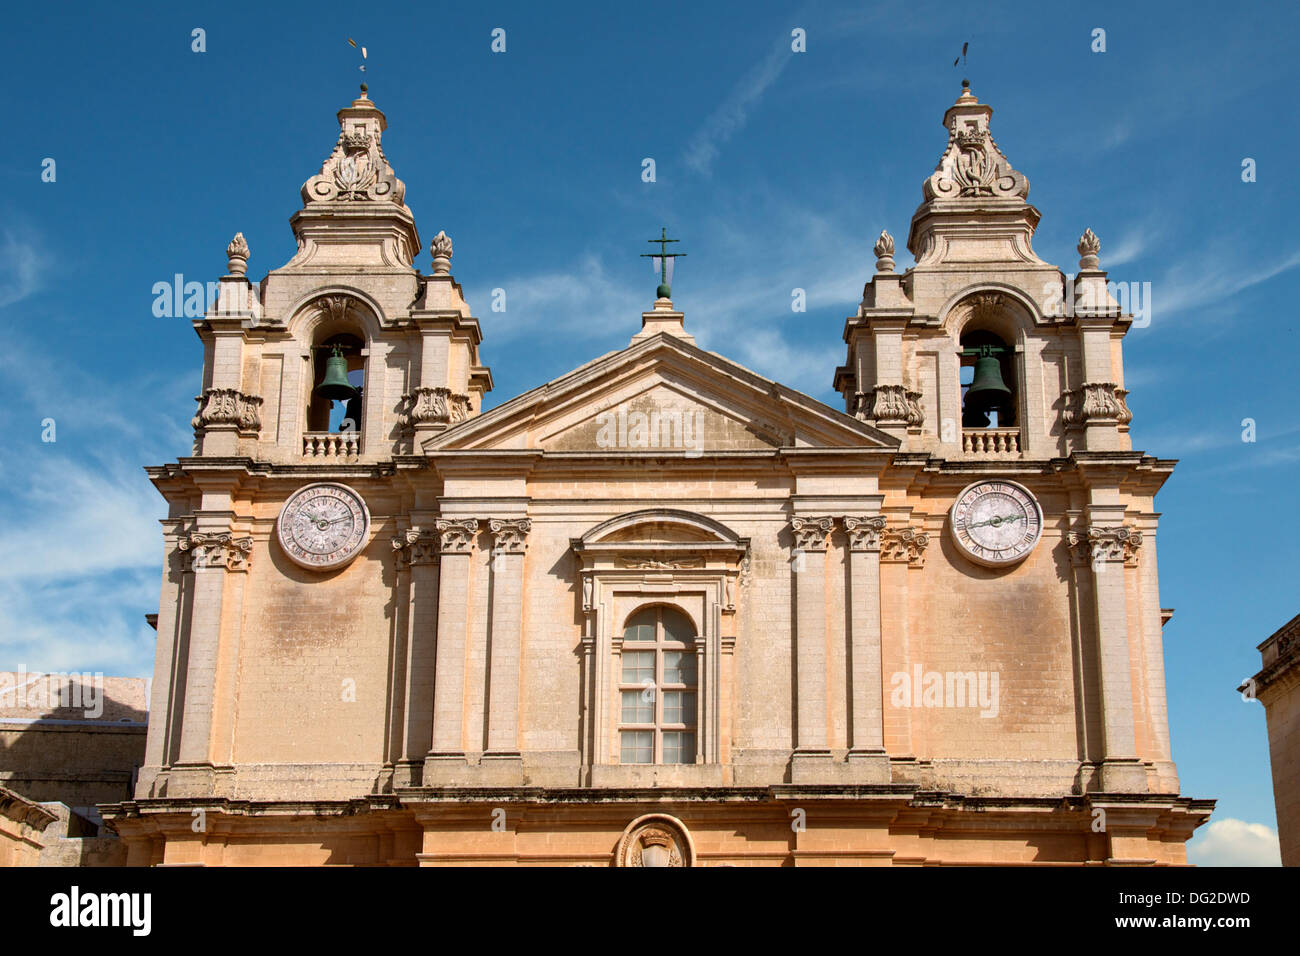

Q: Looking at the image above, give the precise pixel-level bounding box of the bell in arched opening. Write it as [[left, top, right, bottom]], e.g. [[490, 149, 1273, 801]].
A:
[[960, 340, 1015, 428], [315, 346, 358, 402]]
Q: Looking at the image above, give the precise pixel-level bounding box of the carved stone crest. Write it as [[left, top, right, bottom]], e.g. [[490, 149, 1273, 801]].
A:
[[614, 813, 695, 867]]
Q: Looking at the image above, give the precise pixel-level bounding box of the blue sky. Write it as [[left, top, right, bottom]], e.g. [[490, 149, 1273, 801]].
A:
[[2, 1, 1295, 864]]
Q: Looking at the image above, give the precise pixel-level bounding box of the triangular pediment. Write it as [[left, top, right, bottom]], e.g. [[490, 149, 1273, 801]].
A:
[[423, 333, 897, 454]]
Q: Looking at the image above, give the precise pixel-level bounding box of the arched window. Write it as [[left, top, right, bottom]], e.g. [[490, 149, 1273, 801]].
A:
[[306, 332, 365, 435], [959, 329, 1017, 429], [619, 605, 698, 765]]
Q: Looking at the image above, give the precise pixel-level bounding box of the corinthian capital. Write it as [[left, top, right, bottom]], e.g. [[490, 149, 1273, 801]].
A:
[[435, 518, 480, 553], [488, 518, 532, 554], [392, 529, 439, 569], [791, 516, 835, 551], [1067, 526, 1143, 567], [842, 515, 888, 552], [179, 531, 253, 572], [880, 526, 929, 567]]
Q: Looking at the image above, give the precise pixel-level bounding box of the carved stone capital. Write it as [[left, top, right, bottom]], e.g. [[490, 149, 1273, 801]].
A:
[[791, 516, 835, 552], [842, 515, 888, 552], [856, 385, 923, 426], [179, 532, 253, 572], [399, 386, 472, 430], [880, 527, 929, 567], [192, 388, 263, 438], [488, 518, 532, 554], [392, 529, 439, 569], [1067, 526, 1143, 567], [1063, 382, 1132, 428], [435, 518, 480, 553]]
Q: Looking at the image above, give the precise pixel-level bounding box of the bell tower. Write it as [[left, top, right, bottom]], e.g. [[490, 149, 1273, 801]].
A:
[[838, 83, 1174, 797], [837, 82, 1134, 461], [189, 85, 492, 464]]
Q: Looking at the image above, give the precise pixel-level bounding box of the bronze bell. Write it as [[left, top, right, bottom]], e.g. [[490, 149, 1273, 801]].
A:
[[315, 347, 358, 402], [963, 351, 1012, 421]]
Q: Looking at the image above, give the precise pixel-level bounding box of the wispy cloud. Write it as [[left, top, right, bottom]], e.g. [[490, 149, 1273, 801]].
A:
[[1146, 244, 1300, 329], [473, 198, 870, 401], [0, 334, 189, 676], [0, 228, 47, 308], [1187, 818, 1281, 867], [683, 37, 793, 176]]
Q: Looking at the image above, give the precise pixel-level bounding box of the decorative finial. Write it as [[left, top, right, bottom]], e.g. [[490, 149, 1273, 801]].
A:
[[1078, 228, 1101, 270], [430, 230, 453, 275], [962, 77, 969, 89], [874, 229, 896, 273], [640, 227, 686, 300], [226, 232, 250, 275], [360, 82, 368, 95]]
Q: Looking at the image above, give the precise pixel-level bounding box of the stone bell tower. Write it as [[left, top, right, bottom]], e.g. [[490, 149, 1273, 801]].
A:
[[837, 83, 1172, 797], [837, 82, 1134, 462], [189, 85, 492, 465]]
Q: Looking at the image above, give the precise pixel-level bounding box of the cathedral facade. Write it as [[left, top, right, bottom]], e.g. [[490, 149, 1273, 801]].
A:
[[102, 84, 1213, 866]]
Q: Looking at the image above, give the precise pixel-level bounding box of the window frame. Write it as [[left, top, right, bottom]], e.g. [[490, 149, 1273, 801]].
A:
[[617, 605, 699, 765]]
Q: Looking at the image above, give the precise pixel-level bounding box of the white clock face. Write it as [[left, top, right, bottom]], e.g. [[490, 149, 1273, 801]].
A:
[[276, 482, 370, 571], [949, 480, 1042, 567]]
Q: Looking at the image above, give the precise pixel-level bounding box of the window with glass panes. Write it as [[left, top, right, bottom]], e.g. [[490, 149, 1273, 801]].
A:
[[618, 605, 698, 764]]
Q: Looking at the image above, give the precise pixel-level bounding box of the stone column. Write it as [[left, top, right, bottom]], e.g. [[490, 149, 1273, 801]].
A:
[[1070, 519, 1147, 793], [393, 529, 439, 787], [843, 515, 889, 783], [171, 529, 252, 794], [425, 518, 479, 782], [790, 515, 834, 780], [139, 524, 189, 795], [484, 519, 530, 782], [878, 520, 930, 764]]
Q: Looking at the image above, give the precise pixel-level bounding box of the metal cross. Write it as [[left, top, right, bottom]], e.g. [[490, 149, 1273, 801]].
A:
[[641, 227, 686, 298]]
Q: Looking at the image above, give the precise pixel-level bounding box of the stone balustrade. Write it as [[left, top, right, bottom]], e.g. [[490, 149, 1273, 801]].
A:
[[302, 432, 361, 459], [962, 428, 1021, 456]]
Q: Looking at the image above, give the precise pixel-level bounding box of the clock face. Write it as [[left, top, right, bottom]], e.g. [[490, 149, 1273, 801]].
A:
[[949, 480, 1042, 568], [276, 482, 370, 571]]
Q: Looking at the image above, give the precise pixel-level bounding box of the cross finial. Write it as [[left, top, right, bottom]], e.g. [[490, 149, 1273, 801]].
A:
[[640, 227, 686, 299]]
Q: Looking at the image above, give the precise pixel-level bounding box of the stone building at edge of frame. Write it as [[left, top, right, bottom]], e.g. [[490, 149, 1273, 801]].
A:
[[99, 82, 1214, 866]]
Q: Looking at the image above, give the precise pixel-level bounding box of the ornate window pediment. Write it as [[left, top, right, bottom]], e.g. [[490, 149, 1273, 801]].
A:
[[573, 510, 747, 783]]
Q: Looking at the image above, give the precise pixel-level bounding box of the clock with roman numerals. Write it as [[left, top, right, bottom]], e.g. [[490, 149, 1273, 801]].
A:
[[949, 479, 1042, 568], [276, 482, 370, 571]]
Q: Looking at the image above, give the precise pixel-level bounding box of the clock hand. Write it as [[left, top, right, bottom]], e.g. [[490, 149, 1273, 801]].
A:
[[970, 514, 1024, 529]]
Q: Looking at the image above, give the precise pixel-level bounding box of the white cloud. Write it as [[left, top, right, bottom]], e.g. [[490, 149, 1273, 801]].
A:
[[683, 39, 792, 176], [473, 200, 871, 401], [1151, 246, 1300, 325], [1187, 818, 1281, 867], [0, 228, 47, 308]]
